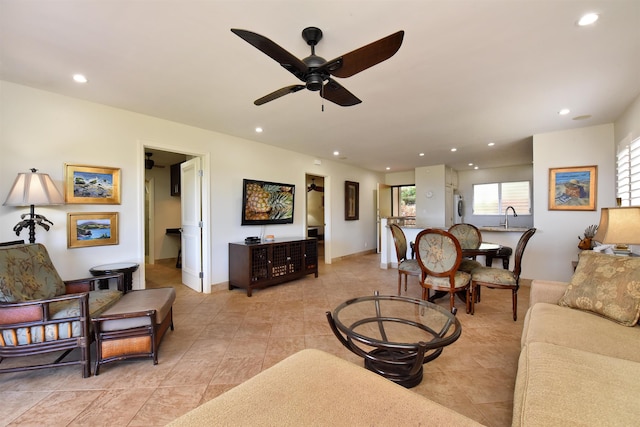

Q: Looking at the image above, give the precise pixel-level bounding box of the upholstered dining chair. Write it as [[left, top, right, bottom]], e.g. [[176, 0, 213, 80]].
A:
[[448, 223, 483, 273], [389, 224, 421, 295], [470, 228, 536, 321], [415, 229, 471, 313]]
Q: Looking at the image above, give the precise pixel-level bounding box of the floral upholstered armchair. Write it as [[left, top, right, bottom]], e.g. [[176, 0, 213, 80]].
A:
[[0, 243, 123, 377]]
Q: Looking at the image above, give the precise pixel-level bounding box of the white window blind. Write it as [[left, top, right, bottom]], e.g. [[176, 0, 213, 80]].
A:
[[473, 181, 531, 215], [617, 137, 640, 206]]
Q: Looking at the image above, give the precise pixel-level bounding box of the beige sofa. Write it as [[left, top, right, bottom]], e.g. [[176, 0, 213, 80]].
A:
[[513, 251, 640, 426], [168, 348, 482, 426]]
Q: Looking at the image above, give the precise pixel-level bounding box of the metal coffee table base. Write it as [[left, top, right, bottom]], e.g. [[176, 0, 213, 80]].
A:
[[364, 348, 434, 388], [326, 293, 461, 389]]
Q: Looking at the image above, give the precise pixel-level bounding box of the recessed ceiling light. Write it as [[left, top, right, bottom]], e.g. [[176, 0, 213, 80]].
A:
[[487, 142, 495, 147], [333, 151, 340, 156], [255, 127, 263, 133], [468, 163, 474, 166], [73, 74, 87, 83], [419, 153, 425, 157], [578, 13, 599, 26], [474, 166, 479, 170], [386, 167, 391, 170], [451, 148, 457, 152], [559, 108, 571, 115]]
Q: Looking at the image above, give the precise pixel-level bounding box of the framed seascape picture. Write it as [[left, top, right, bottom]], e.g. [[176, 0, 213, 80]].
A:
[[64, 164, 121, 204], [549, 165, 597, 211], [68, 212, 119, 248], [345, 181, 359, 220]]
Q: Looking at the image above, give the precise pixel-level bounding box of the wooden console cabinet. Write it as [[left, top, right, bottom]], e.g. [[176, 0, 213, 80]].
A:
[[229, 237, 318, 296]]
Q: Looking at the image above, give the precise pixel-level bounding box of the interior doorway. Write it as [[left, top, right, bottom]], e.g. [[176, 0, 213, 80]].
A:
[[306, 174, 326, 262], [142, 146, 207, 289]]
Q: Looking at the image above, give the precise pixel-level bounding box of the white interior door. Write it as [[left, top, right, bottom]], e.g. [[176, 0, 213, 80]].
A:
[[181, 157, 203, 292]]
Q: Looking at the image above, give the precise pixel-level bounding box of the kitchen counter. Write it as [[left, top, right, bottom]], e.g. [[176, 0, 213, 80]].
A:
[[478, 226, 529, 232]]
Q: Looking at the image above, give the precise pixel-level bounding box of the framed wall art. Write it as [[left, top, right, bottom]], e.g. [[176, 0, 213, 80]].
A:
[[67, 212, 119, 248], [345, 181, 359, 220], [549, 165, 597, 211], [64, 164, 121, 204]]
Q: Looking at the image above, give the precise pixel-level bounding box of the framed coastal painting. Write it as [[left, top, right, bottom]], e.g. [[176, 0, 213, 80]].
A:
[[64, 164, 121, 204], [67, 212, 119, 248], [345, 181, 359, 220], [549, 165, 597, 211]]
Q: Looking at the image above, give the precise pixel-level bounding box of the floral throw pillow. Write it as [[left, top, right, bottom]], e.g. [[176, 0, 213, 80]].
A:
[[559, 250, 640, 326]]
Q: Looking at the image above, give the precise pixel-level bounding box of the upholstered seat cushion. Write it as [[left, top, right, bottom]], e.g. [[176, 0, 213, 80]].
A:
[[423, 271, 470, 288], [522, 302, 640, 363], [98, 288, 176, 331], [2, 289, 122, 346], [471, 266, 516, 286], [513, 341, 640, 426], [0, 243, 66, 302], [398, 259, 421, 274]]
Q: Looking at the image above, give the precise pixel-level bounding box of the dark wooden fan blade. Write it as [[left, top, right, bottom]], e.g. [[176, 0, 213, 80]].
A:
[[231, 29, 308, 79], [325, 31, 404, 78], [255, 85, 306, 105], [321, 79, 361, 106]]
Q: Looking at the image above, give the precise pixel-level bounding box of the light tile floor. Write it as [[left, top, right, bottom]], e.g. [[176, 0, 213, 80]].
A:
[[0, 253, 529, 426]]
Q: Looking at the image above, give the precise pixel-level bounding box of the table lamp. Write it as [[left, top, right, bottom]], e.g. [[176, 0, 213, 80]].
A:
[[3, 168, 65, 243], [592, 207, 640, 251]]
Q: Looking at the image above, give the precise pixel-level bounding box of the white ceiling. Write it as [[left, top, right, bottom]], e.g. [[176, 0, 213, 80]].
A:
[[1, 1, 639, 173]]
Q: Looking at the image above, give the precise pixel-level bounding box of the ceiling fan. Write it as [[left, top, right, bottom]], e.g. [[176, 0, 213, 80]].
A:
[[145, 152, 165, 170], [308, 178, 324, 193], [230, 27, 404, 106]]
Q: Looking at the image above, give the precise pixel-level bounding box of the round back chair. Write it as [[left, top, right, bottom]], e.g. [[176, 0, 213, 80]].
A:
[[415, 229, 471, 313]]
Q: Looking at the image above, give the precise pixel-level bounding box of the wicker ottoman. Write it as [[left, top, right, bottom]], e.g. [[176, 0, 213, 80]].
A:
[[91, 287, 176, 375]]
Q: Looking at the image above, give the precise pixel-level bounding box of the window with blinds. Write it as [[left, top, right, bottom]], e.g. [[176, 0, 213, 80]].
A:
[[473, 181, 531, 215], [617, 136, 640, 206]]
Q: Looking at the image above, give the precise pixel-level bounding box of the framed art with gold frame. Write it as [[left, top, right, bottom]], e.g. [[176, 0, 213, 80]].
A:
[[549, 165, 597, 211], [64, 164, 121, 204], [68, 212, 119, 248]]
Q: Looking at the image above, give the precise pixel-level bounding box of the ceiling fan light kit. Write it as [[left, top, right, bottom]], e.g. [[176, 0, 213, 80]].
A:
[[231, 27, 404, 106]]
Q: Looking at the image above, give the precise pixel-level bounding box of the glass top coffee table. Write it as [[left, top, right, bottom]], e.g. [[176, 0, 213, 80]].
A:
[[326, 292, 461, 388]]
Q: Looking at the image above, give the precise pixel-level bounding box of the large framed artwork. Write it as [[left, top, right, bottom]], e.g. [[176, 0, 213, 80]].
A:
[[345, 181, 359, 220], [64, 164, 121, 204], [67, 212, 119, 248], [549, 165, 597, 211]]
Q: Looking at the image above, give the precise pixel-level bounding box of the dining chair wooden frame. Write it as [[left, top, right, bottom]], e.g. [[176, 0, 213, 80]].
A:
[[470, 228, 536, 321], [389, 224, 421, 295]]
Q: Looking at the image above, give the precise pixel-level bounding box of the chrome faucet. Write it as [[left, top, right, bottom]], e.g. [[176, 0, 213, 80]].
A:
[[503, 206, 517, 228]]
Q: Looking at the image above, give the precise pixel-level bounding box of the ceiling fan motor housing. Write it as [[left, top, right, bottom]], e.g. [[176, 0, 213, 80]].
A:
[[306, 73, 324, 91]]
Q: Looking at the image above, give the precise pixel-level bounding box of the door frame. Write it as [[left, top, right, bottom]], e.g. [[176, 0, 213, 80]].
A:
[[305, 172, 331, 264], [138, 140, 211, 292]]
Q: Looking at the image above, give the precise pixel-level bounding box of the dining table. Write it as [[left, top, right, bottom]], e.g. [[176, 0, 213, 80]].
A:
[[462, 242, 502, 266]]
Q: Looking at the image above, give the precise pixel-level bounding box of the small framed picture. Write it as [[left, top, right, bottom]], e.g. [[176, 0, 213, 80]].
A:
[[345, 181, 359, 220], [64, 164, 121, 204], [549, 165, 597, 211], [67, 212, 119, 248]]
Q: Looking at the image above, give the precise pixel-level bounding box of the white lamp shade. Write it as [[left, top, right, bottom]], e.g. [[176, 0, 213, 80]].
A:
[[593, 207, 640, 245], [3, 171, 64, 206]]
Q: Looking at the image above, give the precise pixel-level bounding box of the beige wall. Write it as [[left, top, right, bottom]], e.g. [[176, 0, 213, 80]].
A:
[[0, 81, 383, 291], [531, 123, 616, 282]]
